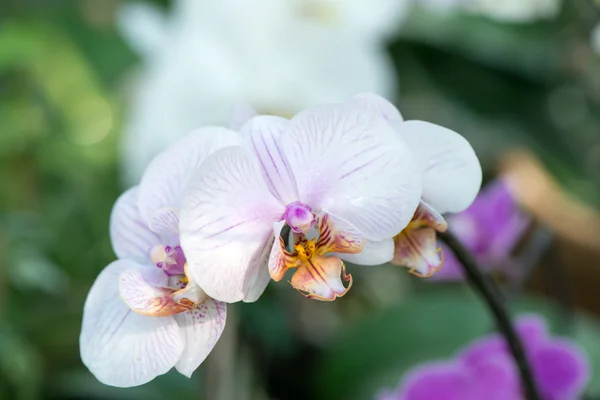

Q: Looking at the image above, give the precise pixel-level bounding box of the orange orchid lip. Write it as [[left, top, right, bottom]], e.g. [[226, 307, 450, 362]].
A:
[[392, 202, 447, 278], [269, 212, 365, 301], [119, 264, 207, 317]]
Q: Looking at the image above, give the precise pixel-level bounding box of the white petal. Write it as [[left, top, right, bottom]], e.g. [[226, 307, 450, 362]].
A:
[[147, 207, 180, 239], [180, 146, 285, 303], [174, 299, 227, 378], [398, 121, 482, 214], [110, 187, 159, 263], [229, 103, 258, 132], [349, 93, 403, 124], [281, 104, 422, 241], [80, 260, 183, 387], [339, 238, 394, 266], [138, 127, 242, 226], [242, 237, 274, 303], [117, 2, 168, 57], [240, 116, 299, 204]]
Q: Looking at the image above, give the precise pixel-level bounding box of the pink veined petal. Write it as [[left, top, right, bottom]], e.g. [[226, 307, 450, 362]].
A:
[[229, 103, 258, 132], [392, 227, 443, 277], [349, 92, 404, 124], [414, 200, 448, 232], [281, 103, 422, 241], [240, 115, 299, 205], [174, 298, 227, 378], [339, 238, 394, 266], [242, 236, 274, 303], [397, 121, 482, 215], [80, 260, 183, 387], [315, 211, 366, 256], [147, 207, 180, 240], [179, 146, 285, 303], [110, 187, 160, 263], [138, 126, 243, 225], [119, 268, 189, 317], [290, 256, 353, 301], [268, 220, 294, 282]]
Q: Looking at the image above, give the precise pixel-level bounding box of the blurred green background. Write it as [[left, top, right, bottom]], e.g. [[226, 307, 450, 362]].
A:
[[1, 1, 600, 399]]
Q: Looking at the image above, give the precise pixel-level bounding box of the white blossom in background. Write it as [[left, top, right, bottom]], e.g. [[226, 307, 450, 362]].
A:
[[118, 0, 409, 184], [419, 0, 562, 23]]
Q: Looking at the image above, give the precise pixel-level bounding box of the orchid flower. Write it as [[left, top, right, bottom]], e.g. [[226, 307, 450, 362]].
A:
[[432, 178, 530, 281], [118, 0, 410, 184], [80, 128, 242, 387], [376, 315, 589, 400], [343, 93, 482, 277], [179, 102, 422, 302]]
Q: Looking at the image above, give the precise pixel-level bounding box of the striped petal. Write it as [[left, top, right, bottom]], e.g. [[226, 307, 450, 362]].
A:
[[290, 256, 352, 301], [349, 92, 403, 124], [174, 299, 227, 378], [268, 221, 296, 282], [412, 201, 448, 232], [180, 146, 285, 302], [138, 127, 242, 225], [398, 121, 482, 215], [315, 212, 365, 256], [281, 103, 422, 241], [80, 260, 183, 387], [392, 227, 442, 277], [119, 268, 190, 317], [110, 187, 159, 263], [240, 115, 298, 205]]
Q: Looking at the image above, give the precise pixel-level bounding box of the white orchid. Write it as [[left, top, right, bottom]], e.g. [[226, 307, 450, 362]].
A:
[[80, 128, 242, 387], [118, 0, 409, 184], [179, 99, 423, 303], [347, 93, 482, 277]]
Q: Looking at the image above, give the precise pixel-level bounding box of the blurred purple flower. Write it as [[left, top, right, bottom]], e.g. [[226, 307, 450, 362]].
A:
[[433, 178, 530, 281], [376, 315, 589, 400]]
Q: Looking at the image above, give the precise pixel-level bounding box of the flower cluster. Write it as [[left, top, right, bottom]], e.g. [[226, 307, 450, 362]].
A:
[[80, 93, 482, 386], [376, 315, 589, 400]]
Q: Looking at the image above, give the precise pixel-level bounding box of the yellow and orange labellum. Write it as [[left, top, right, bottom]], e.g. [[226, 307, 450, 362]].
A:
[[408, 202, 448, 233], [392, 227, 443, 278], [291, 256, 353, 301], [119, 267, 204, 317], [269, 212, 364, 301]]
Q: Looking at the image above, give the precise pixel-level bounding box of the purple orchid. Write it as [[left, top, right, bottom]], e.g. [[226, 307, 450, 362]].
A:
[[377, 315, 589, 400], [432, 178, 530, 281]]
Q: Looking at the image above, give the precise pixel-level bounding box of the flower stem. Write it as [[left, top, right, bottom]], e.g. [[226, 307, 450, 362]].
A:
[[439, 230, 542, 400]]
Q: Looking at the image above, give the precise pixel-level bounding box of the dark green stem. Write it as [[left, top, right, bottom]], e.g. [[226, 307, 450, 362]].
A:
[[439, 230, 542, 400]]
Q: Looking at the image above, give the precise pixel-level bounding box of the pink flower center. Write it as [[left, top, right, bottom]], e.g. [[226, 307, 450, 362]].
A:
[[149, 245, 186, 276], [283, 202, 315, 234]]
